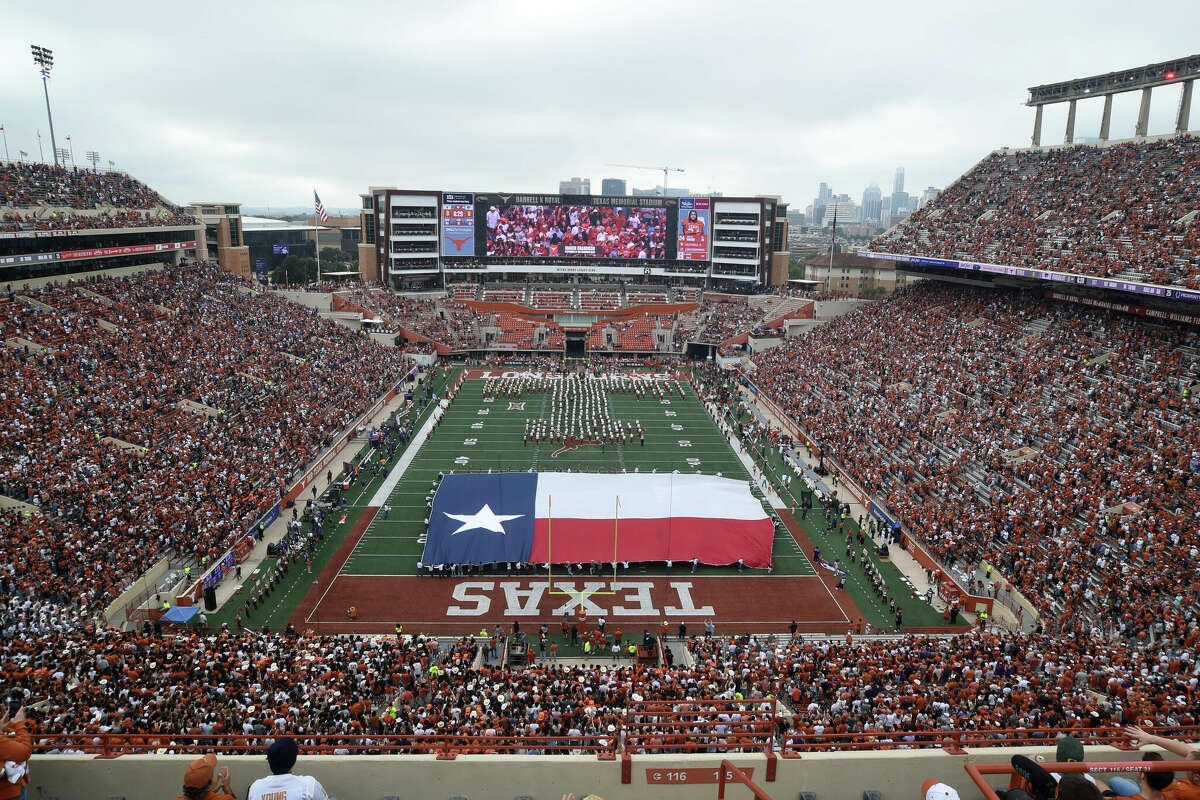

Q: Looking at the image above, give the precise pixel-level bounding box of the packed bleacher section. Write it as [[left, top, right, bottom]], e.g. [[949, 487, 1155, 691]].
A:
[[0, 263, 409, 626], [0, 163, 198, 231], [5, 265, 1200, 753], [872, 136, 1200, 288], [750, 281, 1200, 642], [8, 625, 1198, 750], [1, 209, 197, 232], [689, 293, 783, 344], [689, 631, 1200, 743]]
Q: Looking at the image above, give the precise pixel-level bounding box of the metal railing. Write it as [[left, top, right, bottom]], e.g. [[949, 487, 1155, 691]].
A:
[[782, 725, 1200, 755], [965, 758, 1200, 800]]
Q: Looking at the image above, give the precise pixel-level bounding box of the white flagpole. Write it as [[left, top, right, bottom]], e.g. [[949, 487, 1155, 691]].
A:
[[314, 188, 322, 285]]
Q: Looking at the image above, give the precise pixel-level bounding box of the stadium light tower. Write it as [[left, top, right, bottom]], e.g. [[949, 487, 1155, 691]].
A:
[[86, 150, 99, 171], [30, 45, 59, 167]]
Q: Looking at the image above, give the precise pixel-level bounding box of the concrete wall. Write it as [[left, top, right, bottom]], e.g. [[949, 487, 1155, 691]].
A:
[[358, 242, 379, 283], [272, 290, 333, 311], [25, 745, 1169, 800], [814, 298, 871, 319]]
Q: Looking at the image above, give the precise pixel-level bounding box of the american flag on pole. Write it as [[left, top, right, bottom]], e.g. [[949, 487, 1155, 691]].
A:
[[313, 189, 329, 222]]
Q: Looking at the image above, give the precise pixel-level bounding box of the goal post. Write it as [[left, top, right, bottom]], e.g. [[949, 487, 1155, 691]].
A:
[[546, 494, 619, 611]]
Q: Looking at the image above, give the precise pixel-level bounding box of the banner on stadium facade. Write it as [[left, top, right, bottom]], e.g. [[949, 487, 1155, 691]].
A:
[[57, 240, 198, 262], [1047, 290, 1200, 326], [861, 250, 1200, 304], [421, 472, 773, 567], [867, 500, 901, 531]]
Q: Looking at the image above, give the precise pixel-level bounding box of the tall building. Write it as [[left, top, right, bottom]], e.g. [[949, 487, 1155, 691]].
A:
[[600, 178, 626, 196], [861, 184, 882, 223], [559, 176, 591, 195], [890, 166, 908, 223], [818, 182, 832, 202], [821, 201, 858, 227]]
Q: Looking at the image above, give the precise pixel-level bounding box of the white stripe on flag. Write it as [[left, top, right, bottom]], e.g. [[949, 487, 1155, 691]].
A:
[[533, 473, 767, 521]]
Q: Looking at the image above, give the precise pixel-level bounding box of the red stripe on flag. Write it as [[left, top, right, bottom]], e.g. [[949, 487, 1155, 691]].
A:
[[530, 517, 773, 567]]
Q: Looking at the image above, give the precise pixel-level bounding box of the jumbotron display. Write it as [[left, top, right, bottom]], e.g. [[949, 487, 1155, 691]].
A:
[[485, 203, 667, 259]]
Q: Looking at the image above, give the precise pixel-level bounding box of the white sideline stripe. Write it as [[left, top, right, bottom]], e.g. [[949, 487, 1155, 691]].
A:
[[368, 401, 443, 507]]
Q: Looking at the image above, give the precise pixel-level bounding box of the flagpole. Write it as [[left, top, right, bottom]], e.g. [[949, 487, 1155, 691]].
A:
[[828, 206, 837, 294], [314, 189, 322, 285], [613, 496, 619, 571]]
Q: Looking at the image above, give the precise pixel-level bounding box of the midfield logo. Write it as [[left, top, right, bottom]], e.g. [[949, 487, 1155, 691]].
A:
[[508, 402, 525, 410]]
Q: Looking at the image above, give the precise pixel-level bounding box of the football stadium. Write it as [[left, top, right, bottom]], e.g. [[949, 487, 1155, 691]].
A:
[[2, 21, 1200, 800]]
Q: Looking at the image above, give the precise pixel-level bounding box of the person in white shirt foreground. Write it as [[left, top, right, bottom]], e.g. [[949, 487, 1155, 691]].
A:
[[246, 737, 329, 800]]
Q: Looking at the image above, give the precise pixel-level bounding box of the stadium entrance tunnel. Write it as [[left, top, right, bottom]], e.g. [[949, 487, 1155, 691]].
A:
[[565, 330, 586, 357]]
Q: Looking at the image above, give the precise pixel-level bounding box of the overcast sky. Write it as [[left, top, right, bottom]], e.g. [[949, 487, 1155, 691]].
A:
[[3, 1, 1196, 211]]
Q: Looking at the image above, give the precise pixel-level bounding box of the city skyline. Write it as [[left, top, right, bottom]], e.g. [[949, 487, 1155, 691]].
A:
[[804, 167, 934, 226]]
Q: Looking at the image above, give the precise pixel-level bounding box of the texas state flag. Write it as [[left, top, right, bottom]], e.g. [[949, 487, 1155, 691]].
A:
[[421, 472, 773, 567]]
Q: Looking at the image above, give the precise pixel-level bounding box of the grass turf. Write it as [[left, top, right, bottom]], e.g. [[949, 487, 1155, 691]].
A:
[[207, 368, 943, 636], [340, 376, 815, 581]]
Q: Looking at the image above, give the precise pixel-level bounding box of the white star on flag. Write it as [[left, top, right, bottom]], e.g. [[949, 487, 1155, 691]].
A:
[[443, 503, 524, 535]]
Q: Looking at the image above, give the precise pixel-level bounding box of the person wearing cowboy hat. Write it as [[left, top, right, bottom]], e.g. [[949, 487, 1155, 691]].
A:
[[173, 754, 235, 800]]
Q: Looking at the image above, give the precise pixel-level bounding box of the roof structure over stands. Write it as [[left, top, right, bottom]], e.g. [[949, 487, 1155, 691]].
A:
[[1025, 53, 1198, 143]]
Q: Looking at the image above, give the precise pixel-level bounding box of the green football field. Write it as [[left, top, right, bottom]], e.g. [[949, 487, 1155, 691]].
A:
[[340, 375, 817, 579]]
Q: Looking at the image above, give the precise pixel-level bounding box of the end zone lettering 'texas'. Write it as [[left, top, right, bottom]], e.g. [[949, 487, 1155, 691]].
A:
[[472, 370, 674, 381], [447, 580, 715, 617]]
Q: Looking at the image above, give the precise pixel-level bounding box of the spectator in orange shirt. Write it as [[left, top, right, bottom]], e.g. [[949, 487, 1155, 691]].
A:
[[173, 754, 236, 800], [1125, 727, 1200, 800], [0, 705, 31, 800]]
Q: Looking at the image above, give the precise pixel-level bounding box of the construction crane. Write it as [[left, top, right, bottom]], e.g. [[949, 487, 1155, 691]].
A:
[[604, 163, 685, 196]]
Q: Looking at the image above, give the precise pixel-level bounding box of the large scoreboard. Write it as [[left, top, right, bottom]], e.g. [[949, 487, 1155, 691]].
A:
[[439, 192, 712, 262]]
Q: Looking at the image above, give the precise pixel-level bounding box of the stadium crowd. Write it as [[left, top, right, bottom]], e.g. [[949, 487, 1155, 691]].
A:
[[873, 136, 1200, 288], [750, 281, 1200, 642], [3, 625, 1196, 753], [690, 631, 1199, 744], [0, 262, 410, 627], [1, 209, 198, 232], [1, 163, 197, 231]]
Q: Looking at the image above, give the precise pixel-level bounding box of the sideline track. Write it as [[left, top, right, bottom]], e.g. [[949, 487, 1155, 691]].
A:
[[367, 398, 447, 507]]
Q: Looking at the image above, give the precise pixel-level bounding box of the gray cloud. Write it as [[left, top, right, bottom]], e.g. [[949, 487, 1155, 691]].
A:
[[2, 0, 1196, 211]]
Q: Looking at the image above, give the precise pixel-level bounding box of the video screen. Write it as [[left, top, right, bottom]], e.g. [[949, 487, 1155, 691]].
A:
[[442, 192, 475, 257], [485, 204, 666, 259], [272, 244, 289, 255], [677, 197, 710, 261]]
